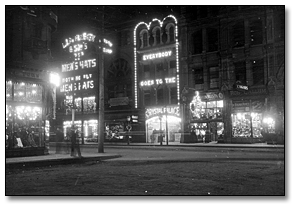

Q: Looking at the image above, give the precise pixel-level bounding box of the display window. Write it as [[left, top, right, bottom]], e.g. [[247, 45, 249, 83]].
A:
[[6, 104, 43, 148], [190, 99, 223, 120], [232, 113, 252, 137], [231, 112, 263, 138], [83, 96, 96, 113], [83, 120, 98, 143], [12, 82, 42, 102], [105, 122, 125, 140], [6, 81, 12, 101], [63, 120, 82, 138], [146, 115, 181, 143]]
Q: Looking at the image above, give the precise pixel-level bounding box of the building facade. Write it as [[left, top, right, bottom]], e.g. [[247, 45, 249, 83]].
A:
[[5, 6, 58, 156], [180, 6, 284, 144], [133, 15, 182, 144]]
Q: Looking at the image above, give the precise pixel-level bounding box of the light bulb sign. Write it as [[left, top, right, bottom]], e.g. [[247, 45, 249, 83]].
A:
[[145, 105, 180, 120], [61, 32, 113, 73], [60, 73, 95, 93], [140, 77, 176, 87], [142, 50, 172, 61]]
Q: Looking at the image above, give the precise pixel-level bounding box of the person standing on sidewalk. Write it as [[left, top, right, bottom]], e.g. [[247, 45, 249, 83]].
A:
[[55, 127, 64, 153], [70, 126, 82, 157]]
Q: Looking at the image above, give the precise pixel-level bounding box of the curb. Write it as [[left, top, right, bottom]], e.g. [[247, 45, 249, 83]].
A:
[[6, 154, 122, 169]]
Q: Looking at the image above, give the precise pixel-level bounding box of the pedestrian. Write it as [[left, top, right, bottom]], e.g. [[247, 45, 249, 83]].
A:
[[70, 127, 82, 157], [55, 127, 64, 153]]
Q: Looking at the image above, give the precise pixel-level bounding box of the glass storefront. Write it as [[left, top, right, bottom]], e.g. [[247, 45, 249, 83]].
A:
[[105, 122, 125, 141], [6, 81, 44, 149], [231, 112, 263, 138], [146, 115, 181, 144], [63, 119, 99, 144], [84, 120, 98, 143]]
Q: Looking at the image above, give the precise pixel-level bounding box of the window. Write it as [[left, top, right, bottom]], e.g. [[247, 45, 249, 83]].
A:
[[194, 68, 204, 85], [170, 60, 176, 69], [6, 81, 12, 101], [233, 20, 245, 47], [74, 97, 82, 113], [170, 87, 177, 104], [144, 90, 151, 106], [142, 32, 148, 47], [252, 59, 264, 85], [192, 30, 203, 54], [169, 26, 175, 42], [83, 96, 96, 113], [207, 28, 218, 52], [155, 29, 161, 45], [209, 67, 219, 88], [234, 61, 247, 83], [250, 18, 263, 45], [156, 62, 164, 77], [144, 65, 150, 78], [156, 88, 164, 105]]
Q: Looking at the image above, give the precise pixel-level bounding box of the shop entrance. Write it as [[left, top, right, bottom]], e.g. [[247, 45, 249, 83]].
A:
[[190, 122, 224, 143], [146, 115, 181, 144]]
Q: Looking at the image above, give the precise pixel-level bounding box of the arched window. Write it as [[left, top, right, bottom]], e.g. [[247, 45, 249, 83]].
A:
[[169, 26, 175, 42], [143, 32, 148, 47], [165, 23, 176, 43], [155, 29, 161, 45]]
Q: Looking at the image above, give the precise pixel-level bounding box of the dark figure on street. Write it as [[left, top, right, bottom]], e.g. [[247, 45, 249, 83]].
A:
[[70, 127, 82, 157], [55, 127, 64, 154]]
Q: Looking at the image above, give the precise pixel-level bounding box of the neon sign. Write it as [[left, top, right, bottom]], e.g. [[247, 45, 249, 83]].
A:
[[140, 77, 176, 87], [145, 106, 180, 120], [143, 51, 172, 61]]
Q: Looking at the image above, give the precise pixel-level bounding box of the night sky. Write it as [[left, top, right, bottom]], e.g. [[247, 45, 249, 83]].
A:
[[51, 6, 181, 59]]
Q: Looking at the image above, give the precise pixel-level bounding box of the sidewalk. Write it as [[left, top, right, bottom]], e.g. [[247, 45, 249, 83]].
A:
[[6, 151, 121, 168]]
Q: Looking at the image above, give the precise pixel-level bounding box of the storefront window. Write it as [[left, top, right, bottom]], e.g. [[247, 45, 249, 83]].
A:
[[14, 82, 26, 101], [26, 83, 42, 103], [83, 120, 98, 143], [232, 112, 252, 137], [83, 96, 96, 113], [75, 97, 82, 113], [105, 122, 124, 140], [146, 115, 181, 144], [6, 81, 12, 101], [63, 120, 82, 137], [6, 105, 43, 148], [252, 113, 263, 138]]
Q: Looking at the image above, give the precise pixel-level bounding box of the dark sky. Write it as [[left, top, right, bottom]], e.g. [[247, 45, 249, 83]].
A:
[[51, 5, 181, 59]]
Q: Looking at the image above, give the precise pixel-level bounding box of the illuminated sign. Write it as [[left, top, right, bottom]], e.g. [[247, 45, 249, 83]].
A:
[[236, 84, 249, 91], [145, 106, 180, 119], [61, 32, 113, 73], [140, 77, 176, 87], [134, 15, 180, 108], [60, 73, 95, 93], [62, 59, 96, 72], [142, 51, 172, 61]]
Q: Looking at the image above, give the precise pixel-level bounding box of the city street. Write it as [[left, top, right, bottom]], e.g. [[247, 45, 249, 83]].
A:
[[6, 145, 284, 195]]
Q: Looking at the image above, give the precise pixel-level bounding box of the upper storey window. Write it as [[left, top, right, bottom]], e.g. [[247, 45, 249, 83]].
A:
[[232, 20, 245, 48], [165, 23, 176, 44], [152, 27, 161, 46], [140, 29, 149, 49]]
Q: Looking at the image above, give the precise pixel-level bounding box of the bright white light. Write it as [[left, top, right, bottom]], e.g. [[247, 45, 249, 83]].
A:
[[50, 72, 60, 87]]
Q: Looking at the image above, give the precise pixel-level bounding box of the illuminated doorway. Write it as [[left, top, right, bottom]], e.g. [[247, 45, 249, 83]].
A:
[[146, 115, 181, 144]]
